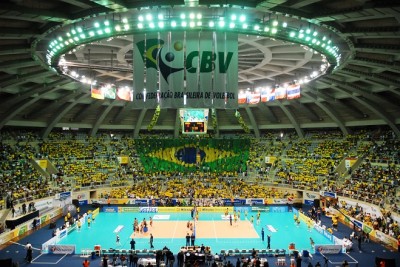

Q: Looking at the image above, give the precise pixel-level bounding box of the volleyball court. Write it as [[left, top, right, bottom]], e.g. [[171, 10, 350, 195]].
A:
[[128, 215, 258, 240]]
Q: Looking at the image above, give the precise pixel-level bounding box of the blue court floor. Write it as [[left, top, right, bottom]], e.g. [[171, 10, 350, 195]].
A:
[[58, 211, 332, 253], [0, 205, 399, 267]]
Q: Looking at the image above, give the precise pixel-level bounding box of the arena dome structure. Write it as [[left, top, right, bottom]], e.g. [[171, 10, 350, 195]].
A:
[[0, 0, 399, 137]]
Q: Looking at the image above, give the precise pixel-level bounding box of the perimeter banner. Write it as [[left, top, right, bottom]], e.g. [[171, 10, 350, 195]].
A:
[[157, 207, 234, 213], [314, 244, 342, 255], [48, 245, 76, 254], [133, 31, 238, 109]]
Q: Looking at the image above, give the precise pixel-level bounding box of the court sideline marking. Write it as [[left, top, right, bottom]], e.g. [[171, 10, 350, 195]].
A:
[[321, 252, 358, 265], [212, 219, 218, 242], [171, 218, 178, 242], [31, 253, 68, 265]]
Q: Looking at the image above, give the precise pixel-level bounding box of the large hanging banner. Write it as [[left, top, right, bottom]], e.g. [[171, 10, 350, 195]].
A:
[[133, 33, 159, 108], [194, 31, 213, 108], [213, 32, 238, 109], [158, 31, 185, 108], [133, 31, 238, 109], [185, 31, 199, 107]]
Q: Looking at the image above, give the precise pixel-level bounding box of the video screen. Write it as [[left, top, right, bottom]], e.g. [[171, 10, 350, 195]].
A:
[[180, 109, 208, 134]]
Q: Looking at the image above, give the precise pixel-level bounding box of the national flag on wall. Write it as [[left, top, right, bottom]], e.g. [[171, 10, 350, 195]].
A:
[[275, 86, 287, 100], [286, 84, 301, 99], [91, 86, 104, 100], [238, 91, 247, 104], [103, 85, 116, 99], [117, 87, 133, 101], [247, 92, 260, 104], [267, 88, 275, 102], [260, 89, 268, 102]]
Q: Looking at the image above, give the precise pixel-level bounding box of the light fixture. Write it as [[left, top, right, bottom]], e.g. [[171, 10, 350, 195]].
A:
[[145, 14, 153, 21], [42, 7, 345, 85]]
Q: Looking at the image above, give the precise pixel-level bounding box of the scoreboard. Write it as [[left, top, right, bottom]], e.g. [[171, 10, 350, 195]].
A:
[[184, 121, 205, 133]]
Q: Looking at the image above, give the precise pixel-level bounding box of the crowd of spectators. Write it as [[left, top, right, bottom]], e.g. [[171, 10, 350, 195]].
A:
[[0, 129, 399, 231], [338, 200, 399, 240], [0, 135, 50, 204], [336, 133, 400, 205], [272, 138, 349, 190], [337, 161, 399, 206]]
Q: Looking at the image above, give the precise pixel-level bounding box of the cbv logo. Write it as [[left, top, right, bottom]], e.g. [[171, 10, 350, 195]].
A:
[[186, 51, 234, 73], [139, 207, 158, 213], [136, 38, 234, 84]]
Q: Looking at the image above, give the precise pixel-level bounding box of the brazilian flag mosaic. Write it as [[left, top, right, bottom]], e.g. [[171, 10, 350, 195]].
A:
[[135, 138, 250, 173]]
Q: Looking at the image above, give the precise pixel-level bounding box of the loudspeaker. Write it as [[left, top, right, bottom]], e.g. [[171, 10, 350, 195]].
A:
[[313, 199, 320, 208]]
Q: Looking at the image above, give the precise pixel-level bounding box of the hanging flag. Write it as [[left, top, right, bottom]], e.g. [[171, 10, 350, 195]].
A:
[[91, 86, 104, 100], [103, 84, 116, 99], [247, 91, 260, 104], [275, 86, 287, 100], [117, 86, 133, 101], [286, 84, 301, 99], [267, 88, 276, 102], [238, 91, 247, 104]]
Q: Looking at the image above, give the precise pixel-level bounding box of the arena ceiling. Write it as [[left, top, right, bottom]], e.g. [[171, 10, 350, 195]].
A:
[[0, 0, 399, 138]]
